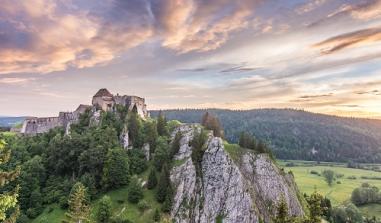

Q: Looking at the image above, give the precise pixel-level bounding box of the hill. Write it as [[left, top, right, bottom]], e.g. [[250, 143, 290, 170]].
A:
[[151, 109, 381, 163], [0, 116, 26, 127]]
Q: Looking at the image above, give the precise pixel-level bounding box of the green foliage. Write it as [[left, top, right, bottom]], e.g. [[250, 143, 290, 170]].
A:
[[102, 148, 130, 190], [201, 112, 224, 138], [305, 191, 323, 223], [143, 121, 158, 155], [128, 112, 144, 148], [128, 148, 148, 174], [191, 129, 208, 177], [238, 132, 256, 150], [351, 183, 381, 205], [153, 137, 169, 171], [65, 182, 90, 223], [147, 168, 158, 190], [153, 208, 160, 222], [156, 164, 170, 203], [170, 131, 182, 159], [127, 176, 143, 204], [0, 138, 20, 222], [157, 111, 169, 137], [322, 169, 335, 186], [151, 109, 381, 163], [96, 195, 112, 223], [332, 203, 363, 223]]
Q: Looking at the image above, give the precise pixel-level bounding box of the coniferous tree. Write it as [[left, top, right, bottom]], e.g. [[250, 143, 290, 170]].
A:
[[0, 138, 20, 223], [102, 148, 130, 190], [273, 196, 290, 223], [306, 191, 323, 223], [147, 168, 158, 190], [96, 195, 112, 223], [153, 208, 161, 222], [157, 111, 169, 137], [170, 131, 182, 159], [153, 137, 169, 171], [156, 164, 170, 203], [162, 182, 173, 213], [65, 182, 90, 223], [144, 121, 158, 155], [201, 112, 223, 138], [127, 176, 143, 204], [128, 112, 143, 148]]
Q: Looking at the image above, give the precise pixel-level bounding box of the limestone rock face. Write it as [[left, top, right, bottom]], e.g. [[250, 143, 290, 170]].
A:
[[170, 124, 304, 223], [120, 127, 129, 149]]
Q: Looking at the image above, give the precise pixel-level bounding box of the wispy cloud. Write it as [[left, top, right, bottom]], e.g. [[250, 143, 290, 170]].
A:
[[313, 27, 381, 54]]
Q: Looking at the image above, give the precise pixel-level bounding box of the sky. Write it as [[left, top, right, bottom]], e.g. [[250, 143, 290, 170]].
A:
[[0, 0, 381, 118]]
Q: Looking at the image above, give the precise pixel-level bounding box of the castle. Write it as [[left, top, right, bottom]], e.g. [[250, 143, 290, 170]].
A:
[[20, 88, 148, 135]]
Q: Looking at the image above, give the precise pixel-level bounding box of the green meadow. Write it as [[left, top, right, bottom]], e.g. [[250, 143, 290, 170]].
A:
[[280, 160, 381, 218]]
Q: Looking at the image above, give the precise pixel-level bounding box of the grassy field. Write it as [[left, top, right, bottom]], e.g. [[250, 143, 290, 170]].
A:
[[280, 160, 381, 218]]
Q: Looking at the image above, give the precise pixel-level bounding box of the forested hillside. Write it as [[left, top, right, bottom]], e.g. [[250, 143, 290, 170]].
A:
[[151, 109, 381, 163]]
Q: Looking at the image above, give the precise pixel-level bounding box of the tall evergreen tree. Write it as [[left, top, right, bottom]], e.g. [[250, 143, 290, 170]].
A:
[[0, 138, 20, 223], [153, 137, 169, 171], [144, 121, 158, 155], [157, 111, 169, 137], [201, 112, 223, 138], [273, 196, 290, 223], [170, 132, 182, 159], [128, 112, 143, 148], [156, 164, 170, 203], [102, 148, 130, 190], [96, 195, 112, 223], [147, 168, 158, 190], [65, 182, 90, 223], [306, 191, 323, 223], [127, 176, 143, 204]]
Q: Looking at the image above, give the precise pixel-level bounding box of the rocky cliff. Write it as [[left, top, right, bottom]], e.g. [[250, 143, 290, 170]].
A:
[[170, 124, 305, 223]]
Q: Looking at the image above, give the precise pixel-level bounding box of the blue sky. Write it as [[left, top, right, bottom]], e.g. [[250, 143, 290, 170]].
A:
[[0, 0, 381, 118]]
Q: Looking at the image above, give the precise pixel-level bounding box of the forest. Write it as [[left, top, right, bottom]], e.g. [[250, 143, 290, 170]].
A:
[[151, 109, 381, 163]]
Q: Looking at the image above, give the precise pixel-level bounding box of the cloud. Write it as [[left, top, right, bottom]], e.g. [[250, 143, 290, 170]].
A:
[[295, 0, 327, 15], [0, 77, 34, 84], [328, 0, 381, 20], [154, 0, 262, 53]]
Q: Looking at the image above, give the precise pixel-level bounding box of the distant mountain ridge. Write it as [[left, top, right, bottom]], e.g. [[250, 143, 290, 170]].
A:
[[0, 116, 26, 127], [151, 109, 381, 163]]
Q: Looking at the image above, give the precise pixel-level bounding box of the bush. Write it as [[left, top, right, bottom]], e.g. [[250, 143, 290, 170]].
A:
[[337, 181, 341, 184], [347, 176, 357, 180], [310, 170, 319, 175], [322, 170, 335, 186], [127, 176, 143, 204], [137, 200, 150, 213]]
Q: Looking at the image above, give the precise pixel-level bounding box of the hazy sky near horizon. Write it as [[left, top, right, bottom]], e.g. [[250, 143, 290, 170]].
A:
[[1, 0, 381, 118]]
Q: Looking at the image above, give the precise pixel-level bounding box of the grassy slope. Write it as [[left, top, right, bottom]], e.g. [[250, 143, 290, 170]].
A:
[[32, 169, 165, 223], [280, 160, 381, 218]]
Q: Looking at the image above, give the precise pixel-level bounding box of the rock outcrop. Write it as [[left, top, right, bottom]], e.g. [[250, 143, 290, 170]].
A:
[[170, 124, 304, 223]]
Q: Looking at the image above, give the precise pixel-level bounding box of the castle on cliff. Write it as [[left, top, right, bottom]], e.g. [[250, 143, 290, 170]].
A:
[[20, 88, 148, 135]]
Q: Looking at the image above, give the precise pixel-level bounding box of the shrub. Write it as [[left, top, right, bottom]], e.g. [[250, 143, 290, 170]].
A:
[[137, 200, 150, 213]]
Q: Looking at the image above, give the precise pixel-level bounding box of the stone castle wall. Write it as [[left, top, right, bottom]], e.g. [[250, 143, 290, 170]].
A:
[[20, 89, 149, 135]]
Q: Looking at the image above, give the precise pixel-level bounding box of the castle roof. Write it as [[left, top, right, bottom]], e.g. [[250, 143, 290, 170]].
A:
[[94, 88, 113, 98]]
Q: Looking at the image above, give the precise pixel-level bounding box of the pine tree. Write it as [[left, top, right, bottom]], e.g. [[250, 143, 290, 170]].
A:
[[156, 164, 170, 203], [200, 112, 223, 138], [153, 208, 161, 222], [102, 148, 130, 190], [0, 138, 20, 223], [170, 131, 182, 159], [306, 191, 323, 223], [96, 195, 112, 223], [127, 176, 143, 204], [162, 183, 173, 213], [273, 196, 289, 223], [157, 111, 168, 136], [128, 112, 143, 148], [153, 137, 169, 171], [65, 182, 90, 223], [147, 168, 158, 190]]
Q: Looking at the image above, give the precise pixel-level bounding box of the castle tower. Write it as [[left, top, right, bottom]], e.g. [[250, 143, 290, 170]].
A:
[[92, 88, 115, 111]]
